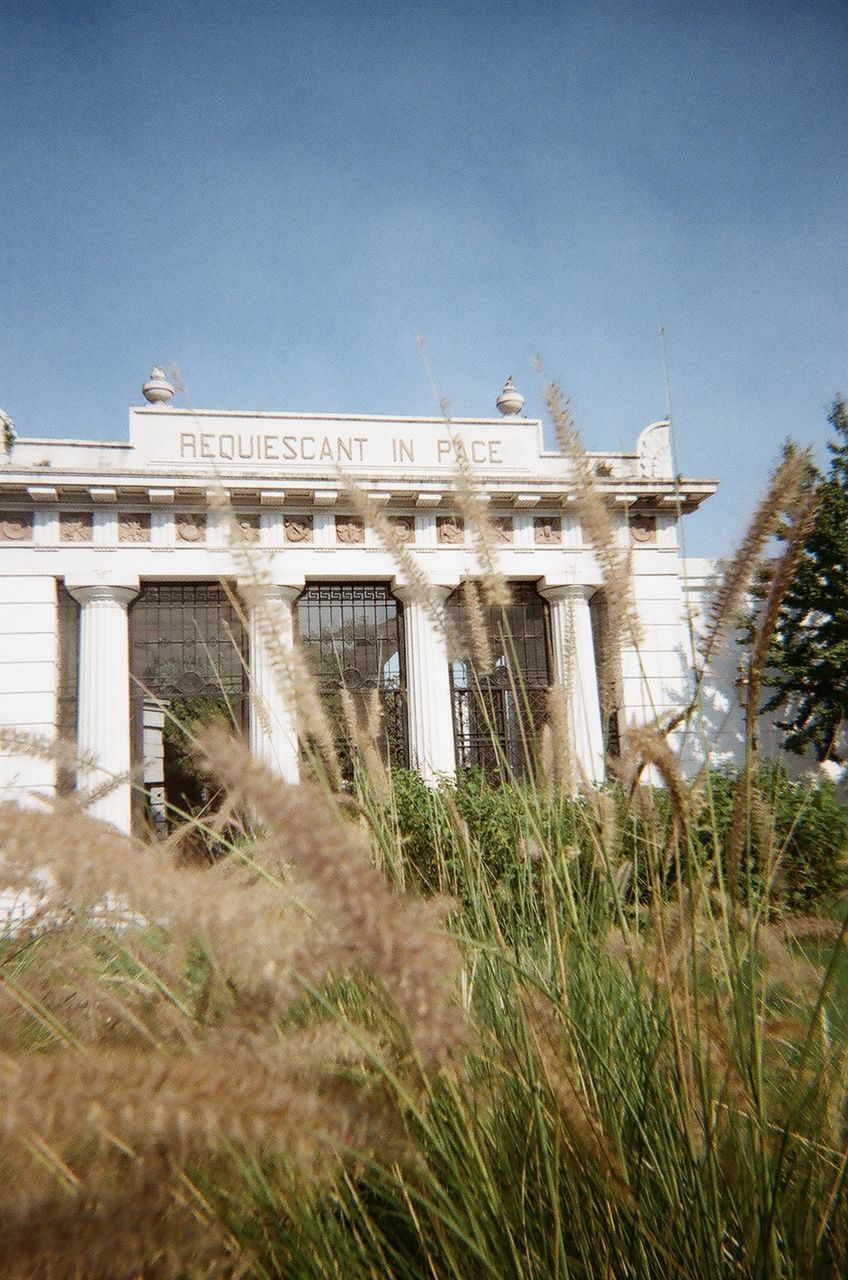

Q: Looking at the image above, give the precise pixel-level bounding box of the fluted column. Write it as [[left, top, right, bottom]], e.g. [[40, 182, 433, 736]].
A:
[[67, 582, 138, 831], [246, 584, 300, 783], [394, 585, 456, 784], [541, 585, 605, 785]]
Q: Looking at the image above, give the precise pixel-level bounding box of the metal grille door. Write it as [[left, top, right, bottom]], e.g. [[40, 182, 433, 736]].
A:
[[296, 583, 408, 771]]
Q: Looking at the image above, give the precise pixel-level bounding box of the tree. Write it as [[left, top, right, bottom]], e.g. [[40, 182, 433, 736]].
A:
[[761, 399, 848, 761]]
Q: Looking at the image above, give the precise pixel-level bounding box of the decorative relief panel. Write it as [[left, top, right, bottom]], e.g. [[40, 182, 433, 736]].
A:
[[630, 515, 658, 545], [492, 515, 514, 543], [335, 515, 365, 545], [284, 515, 313, 543], [437, 515, 465, 545], [389, 515, 415, 544], [234, 513, 260, 543], [0, 512, 33, 541], [59, 512, 93, 543], [118, 513, 151, 543], [175, 514, 206, 543], [534, 515, 562, 544]]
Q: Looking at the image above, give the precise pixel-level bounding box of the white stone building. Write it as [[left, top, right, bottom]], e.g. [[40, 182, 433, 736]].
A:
[[0, 372, 719, 833]]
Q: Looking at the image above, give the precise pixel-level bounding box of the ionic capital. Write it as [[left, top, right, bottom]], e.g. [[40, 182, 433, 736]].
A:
[[65, 580, 139, 608]]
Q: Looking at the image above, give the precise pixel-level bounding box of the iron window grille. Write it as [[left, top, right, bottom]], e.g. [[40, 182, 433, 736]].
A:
[[296, 583, 408, 773], [56, 582, 80, 795], [129, 582, 248, 828], [447, 581, 551, 779]]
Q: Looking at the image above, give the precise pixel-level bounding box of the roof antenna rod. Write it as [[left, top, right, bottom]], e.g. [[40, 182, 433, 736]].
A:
[[657, 324, 697, 674]]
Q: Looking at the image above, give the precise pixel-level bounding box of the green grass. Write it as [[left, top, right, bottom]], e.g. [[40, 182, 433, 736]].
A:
[[2, 750, 848, 1279]]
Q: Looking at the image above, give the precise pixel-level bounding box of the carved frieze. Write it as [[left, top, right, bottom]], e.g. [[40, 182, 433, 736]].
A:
[[235, 514, 260, 543], [118, 513, 151, 543], [534, 516, 562, 544], [59, 512, 93, 543], [630, 515, 658, 545], [492, 515, 514, 543], [284, 515, 313, 543], [175, 514, 206, 543], [437, 515, 465, 544], [335, 516, 365, 545], [0, 512, 32, 541], [389, 515, 415, 544]]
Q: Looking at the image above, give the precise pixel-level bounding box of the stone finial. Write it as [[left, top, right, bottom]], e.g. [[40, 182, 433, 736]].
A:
[[496, 375, 524, 416], [142, 366, 175, 405]]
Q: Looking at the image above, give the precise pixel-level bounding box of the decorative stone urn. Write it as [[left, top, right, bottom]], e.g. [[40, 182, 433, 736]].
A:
[[142, 367, 175, 405], [496, 375, 524, 416]]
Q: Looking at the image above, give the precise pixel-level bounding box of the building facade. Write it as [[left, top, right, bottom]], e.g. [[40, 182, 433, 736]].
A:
[[0, 375, 718, 832]]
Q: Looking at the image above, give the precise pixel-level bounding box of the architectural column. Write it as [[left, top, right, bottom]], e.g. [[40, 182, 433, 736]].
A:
[[541, 584, 605, 785], [394, 584, 456, 784], [246, 584, 300, 784], [67, 581, 138, 832]]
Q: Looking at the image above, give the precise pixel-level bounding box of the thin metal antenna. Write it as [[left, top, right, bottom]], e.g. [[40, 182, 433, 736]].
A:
[[657, 324, 674, 429], [657, 324, 699, 683]]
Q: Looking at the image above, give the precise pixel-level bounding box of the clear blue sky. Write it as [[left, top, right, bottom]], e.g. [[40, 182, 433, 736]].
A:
[[2, 0, 845, 554]]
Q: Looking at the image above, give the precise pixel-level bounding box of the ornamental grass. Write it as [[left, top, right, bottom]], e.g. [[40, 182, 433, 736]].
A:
[[0, 388, 846, 1278]]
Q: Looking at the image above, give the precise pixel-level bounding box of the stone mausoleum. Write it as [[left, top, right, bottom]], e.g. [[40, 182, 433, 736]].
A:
[[0, 371, 720, 833]]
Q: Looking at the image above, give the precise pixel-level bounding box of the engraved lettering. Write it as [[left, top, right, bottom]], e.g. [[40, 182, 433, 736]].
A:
[[264, 434, 279, 460], [301, 436, 316, 459], [471, 440, 487, 463], [180, 432, 197, 459], [320, 437, 334, 461], [281, 435, 297, 460], [437, 439, 451, 461], [354, 437, 367, 461], [489, 440, 503, 464], [200, 433, 214, 459], [219, 434, 235, 460], [337, 436, 353, 462]]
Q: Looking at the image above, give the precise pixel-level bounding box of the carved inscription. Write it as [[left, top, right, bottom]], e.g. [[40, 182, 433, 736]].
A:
[[174, 429, 507, 468]]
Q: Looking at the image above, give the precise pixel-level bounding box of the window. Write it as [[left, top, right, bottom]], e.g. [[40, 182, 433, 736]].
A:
[[129, 582, 247, 831], [447, 582, 551, 779], [56, 582, 80, 795], [589, 588, 621, 757], [296, 583, 408, 772]]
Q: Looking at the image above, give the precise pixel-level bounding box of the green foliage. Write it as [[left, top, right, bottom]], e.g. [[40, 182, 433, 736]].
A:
[[761, 398, 848, 760], [391, 765, 848, 919]]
